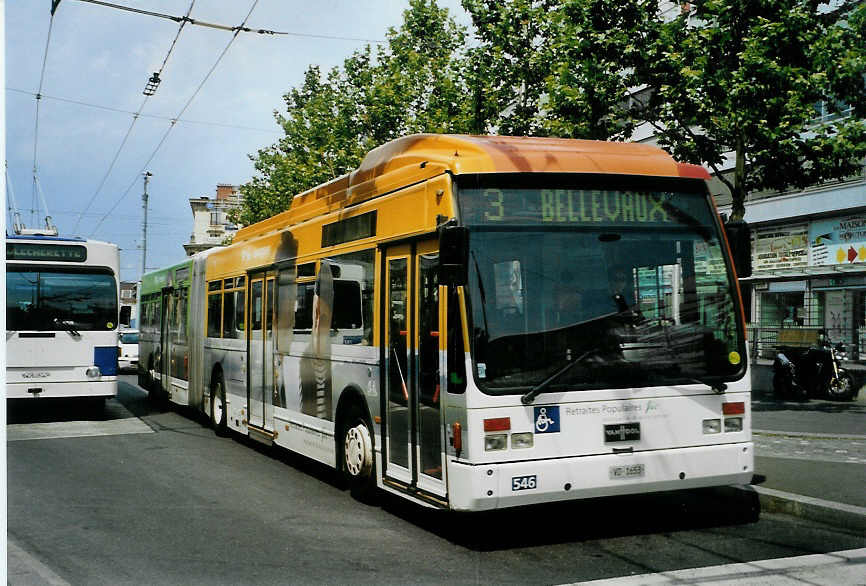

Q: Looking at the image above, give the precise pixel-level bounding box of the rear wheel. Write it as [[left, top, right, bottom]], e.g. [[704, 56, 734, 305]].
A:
[[827, 371, 855, 401], [341, 407, 376, 502], [210, 373, 228, 436]]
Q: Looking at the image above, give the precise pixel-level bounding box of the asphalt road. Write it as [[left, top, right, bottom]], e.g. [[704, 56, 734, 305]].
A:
[[7, 377, 865, 585]]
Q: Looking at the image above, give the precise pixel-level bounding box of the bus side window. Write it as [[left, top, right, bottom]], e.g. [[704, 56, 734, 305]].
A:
[[235, 289, 245, 335], [276, 269, 296, 352], [294, 283, 315, 332], [222, 288, 236, 338], [207, 291, 222, 338], [447, 288, 466, 394]]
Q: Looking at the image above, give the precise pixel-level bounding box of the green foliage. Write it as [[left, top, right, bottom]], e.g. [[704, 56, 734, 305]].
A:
[[544, 0, 661, 140], [236, 0, 476, 226], [238, 0, 866, 226], [639, 0, 866, 219]]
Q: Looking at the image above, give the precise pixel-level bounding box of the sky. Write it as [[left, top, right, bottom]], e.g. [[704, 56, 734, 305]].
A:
[[6, 0, 469, 282]]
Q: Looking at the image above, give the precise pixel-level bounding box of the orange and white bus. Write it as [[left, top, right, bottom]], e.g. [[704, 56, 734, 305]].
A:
[[143, 134, 753, 511]]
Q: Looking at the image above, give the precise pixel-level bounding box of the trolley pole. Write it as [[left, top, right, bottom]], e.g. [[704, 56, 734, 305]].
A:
[[141, 171, 151, 279]]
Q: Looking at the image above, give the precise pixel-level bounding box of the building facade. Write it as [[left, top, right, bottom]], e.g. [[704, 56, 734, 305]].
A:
[[119, 280, 138, 329], [183, 184, 243, 256], [717, 174, 866, 361]]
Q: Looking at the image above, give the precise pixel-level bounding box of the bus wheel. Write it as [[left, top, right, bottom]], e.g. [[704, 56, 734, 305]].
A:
[[342, 409, 376, 502], [210, 373, 228, 436]]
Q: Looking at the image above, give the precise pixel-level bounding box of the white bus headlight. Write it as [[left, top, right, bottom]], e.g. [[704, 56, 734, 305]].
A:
[[86, 367, 101, 378], [703, 419, 721, 434], [484, 434, 507, 451], [511, 432, 534, 449], [724, 417, 743, 433]]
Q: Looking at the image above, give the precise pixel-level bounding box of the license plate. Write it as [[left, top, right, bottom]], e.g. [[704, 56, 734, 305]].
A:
[[511, 475, 537, 491], [609, 463, 645, 480]]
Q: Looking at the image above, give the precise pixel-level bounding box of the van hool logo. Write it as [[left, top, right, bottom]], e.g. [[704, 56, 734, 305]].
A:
[[604, 422, 640, 443], [22, 371, 50, 379]]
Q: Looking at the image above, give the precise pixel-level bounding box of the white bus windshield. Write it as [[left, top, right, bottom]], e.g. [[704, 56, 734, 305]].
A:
[[457, 177, 746, 394], [7, 266, 118, 331]]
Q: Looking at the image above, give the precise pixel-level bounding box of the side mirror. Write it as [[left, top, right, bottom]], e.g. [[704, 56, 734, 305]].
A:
[[439, 224, 469, 286], [724, 219, 752, 278]]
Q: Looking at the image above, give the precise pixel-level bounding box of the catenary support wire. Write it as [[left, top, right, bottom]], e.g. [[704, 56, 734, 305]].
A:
[[72, 0, 197, 236], [88, 0, 262, 238]]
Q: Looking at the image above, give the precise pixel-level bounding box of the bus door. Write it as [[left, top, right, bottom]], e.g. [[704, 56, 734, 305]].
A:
[[247, 271, 276, 432], [159, 286, 173, 392], [383, 241, 446, 498]]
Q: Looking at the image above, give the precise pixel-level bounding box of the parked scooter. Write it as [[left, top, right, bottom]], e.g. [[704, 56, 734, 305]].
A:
[[772, 333, 858, 401]]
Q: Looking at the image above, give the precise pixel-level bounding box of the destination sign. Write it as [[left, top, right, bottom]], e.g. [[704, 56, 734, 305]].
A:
[[460, 188, 699, 227], [7, 243, 87, 262]]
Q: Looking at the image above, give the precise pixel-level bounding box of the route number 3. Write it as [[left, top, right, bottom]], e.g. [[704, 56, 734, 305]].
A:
[[511, 475, 537, 491], [485, 189, 505, 221]]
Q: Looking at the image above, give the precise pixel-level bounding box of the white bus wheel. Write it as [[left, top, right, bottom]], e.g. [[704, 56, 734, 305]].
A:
[[342, 411, 376, 501], [211, 374, 228, 436]]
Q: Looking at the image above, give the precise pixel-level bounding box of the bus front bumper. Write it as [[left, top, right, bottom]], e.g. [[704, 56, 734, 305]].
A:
[[6, 379, 118, 400], [447, 441, 753, 512]]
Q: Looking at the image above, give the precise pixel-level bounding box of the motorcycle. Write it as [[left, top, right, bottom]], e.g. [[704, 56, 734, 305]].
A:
[[772, 335, 857, 401]]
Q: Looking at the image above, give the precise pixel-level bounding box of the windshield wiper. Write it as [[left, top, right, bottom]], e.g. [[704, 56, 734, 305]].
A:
[[684, 377, 727, 393], [53, 317, 81, 337], [521, 349, 595, 405]]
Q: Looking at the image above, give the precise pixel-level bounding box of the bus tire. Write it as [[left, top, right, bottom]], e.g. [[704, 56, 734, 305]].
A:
[[341, 405, 377, 502], [210, 372, 228, 436]]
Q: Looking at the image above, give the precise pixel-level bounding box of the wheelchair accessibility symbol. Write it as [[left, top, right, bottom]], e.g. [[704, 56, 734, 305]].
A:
[[534, 406, 560, 433]]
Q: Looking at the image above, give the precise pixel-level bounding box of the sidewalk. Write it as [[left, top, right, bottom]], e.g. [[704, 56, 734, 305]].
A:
[[749, 377, 866, 531]]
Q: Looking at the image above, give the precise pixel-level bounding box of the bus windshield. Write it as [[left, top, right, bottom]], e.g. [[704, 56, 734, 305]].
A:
[[457, 175, 746, 394], [7, 266, 118, 331]]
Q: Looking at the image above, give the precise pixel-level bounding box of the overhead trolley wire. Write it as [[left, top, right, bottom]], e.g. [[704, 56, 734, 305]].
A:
[[7, 88, 279, 133], [6, 88, 279, 134], [88, 0, 263, 239], [71, 0, 384, 43], [30, 4, 59, 227], [72, 0, 198, 236]]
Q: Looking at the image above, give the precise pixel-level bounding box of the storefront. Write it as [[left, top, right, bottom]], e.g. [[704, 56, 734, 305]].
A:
[[745, 213, 866, 361]]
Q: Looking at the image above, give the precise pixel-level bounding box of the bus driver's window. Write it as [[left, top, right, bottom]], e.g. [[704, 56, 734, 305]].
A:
[[493, 260, 524, 319]]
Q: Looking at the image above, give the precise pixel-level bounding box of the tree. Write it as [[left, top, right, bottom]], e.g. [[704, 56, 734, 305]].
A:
[[236, 0, 473, 226], [638, 0, 866, 220], [462, 0, 557, 135], [544, 0, 660, 140]]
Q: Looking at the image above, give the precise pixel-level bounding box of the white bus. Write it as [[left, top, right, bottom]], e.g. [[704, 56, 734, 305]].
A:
[[6, 234, 121, 402], [143, 135, 754, 512]]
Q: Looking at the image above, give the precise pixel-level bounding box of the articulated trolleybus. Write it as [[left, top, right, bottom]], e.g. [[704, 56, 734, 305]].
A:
[[141, 134, 753, 511], [6, 233, 120, 402]]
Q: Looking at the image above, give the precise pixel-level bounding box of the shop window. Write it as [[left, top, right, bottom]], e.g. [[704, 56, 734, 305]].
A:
[[760, 292, 804, 327]]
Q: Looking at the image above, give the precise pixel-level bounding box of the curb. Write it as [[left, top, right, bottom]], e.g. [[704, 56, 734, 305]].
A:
[[738, 485, 866, 532]]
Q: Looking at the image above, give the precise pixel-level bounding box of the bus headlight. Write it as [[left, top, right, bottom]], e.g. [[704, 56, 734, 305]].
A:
[[86, 367, 101, 378], [511, 432, 534, 449], [484, 434, 507, 451], [724, 417, 743, 433], [702, 419, 721, 434]]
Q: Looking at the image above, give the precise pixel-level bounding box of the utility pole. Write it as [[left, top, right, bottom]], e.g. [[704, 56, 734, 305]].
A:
[[141, 172, 151, 279]]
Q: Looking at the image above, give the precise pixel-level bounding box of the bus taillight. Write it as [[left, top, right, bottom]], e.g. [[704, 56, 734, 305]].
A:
[[483, 417, 510, 432], [722, 402, 745, 415]]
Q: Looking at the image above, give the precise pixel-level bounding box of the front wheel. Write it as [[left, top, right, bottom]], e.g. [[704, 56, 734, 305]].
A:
[[827, 371, 856, 401], [341, 410, 377, 502], [210, 374, 228, 436]]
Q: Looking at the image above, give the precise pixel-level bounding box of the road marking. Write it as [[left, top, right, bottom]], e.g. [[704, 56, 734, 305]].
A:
[[8, 540, 72, 586], [562, 548, 866, 585], [8, 417, 154, 441], [753, 431, 866, 464]]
